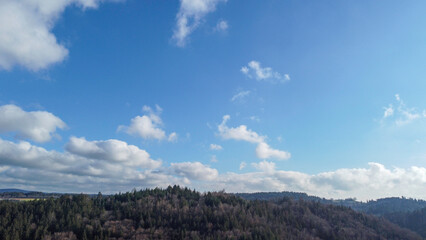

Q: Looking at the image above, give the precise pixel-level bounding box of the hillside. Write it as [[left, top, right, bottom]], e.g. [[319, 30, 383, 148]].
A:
[[236, 192, 426, 215], [384, 207, 426, 238], [0, 189, 33, 193], [236, 191, 426, 238], [0, 186, 421, 240]]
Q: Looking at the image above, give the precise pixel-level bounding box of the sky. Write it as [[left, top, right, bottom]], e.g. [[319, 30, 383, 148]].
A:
[[1, 0, 426, 201]]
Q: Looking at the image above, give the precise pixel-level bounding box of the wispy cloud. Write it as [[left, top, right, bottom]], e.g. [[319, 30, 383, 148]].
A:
[[241, 60, 289, 83], [249, 116, 260, 122], [210, 143, 223, 150], [231, 90, 250, 102], [173, 0, 227, 47], [382, 94, 425, 126], [215, 19, 228, 32], [218, 115, 290, 160]]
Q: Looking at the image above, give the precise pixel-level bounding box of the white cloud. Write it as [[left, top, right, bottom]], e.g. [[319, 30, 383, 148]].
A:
[[382, 94, 425, 126], [210, 143, 223, 150], [241, 60, 289, 83], [240, 66, 249, 74], [209, 162, 426, 200], [218, 115, 265, 143], [383, 104, 394, 118], [284, 74, 290, 81], [0, 136, 182, 193], [168, 132, 178, 142], [1, 135, 426, 200], [249, 116, 260, 122], [171, 161, 218, 181], [215, 19, 228, 32], [256, 142, 291, 160], [0, 137, 161, 175], [251, 160, 275, 174], [119, 105, 176, 142], [0, 104, 66, 143], [173, 0, 227, 47], [218, 115, 290, 160], [0, 0, 120, 71], [210, 155, 218, 163], [230, 90, 250, 102], [66, 137, 161, 169]]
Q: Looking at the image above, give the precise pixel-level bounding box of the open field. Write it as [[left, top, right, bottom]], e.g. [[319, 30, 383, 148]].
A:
[[0, 198, 39, 202]]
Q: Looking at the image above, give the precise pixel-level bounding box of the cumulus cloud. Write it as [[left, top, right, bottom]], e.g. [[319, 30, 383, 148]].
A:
[[382, 94, 425, 126], [1, 135, 426, 200], [0, 136, 179, 193], [210, 143, 223, 150], [66, 137, 161, 169], [171, 161, 218, 181], [256, 142, 291, 160], [218, 115, 290, 160], [173, 0, 227, 47], [209, 162, 426, 200], [0, 104, 66, 143], [0, 0, 120, 71], [241, 60, 289, 83], [251, 160, 275, 174], [230, 90, 250, 102], [119, 105, 177, 142], [218, 115, 264, 143], [0, 137, 161, 174]]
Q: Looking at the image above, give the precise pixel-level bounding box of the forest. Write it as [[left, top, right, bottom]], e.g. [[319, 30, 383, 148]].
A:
[[0, 186, 423, 240]]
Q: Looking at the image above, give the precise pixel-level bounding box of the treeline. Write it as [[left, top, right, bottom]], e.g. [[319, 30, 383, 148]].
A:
[[236, 192, 426, 216], [0, 192, 61, 199], [237, 191, 426, 238], [384, 207, 426, 238], [0, 186, 422, 240]]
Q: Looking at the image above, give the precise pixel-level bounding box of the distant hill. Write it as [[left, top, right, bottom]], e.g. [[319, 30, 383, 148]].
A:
[[235, 192, 426, 215], [236, 191, 426, 238], [385, 207, 426, 238], [0, 186, 421, 240], [0, 188, 33, 193]]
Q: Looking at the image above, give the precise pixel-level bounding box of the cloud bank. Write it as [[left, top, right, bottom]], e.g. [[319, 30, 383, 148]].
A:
[[0, 104, 425, 200]]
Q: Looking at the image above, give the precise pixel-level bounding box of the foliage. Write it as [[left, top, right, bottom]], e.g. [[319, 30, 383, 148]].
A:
[[0, 186, 421, 240]]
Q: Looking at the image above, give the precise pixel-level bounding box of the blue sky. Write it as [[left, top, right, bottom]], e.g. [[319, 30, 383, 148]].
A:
[[1, 0, 426, 200]]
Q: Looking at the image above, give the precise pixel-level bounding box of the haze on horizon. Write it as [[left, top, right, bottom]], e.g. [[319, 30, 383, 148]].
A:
[[1, 0, 426, 201]]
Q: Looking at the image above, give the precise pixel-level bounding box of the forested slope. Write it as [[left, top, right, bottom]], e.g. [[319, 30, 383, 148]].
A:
[[0, 186, 421, 240]]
